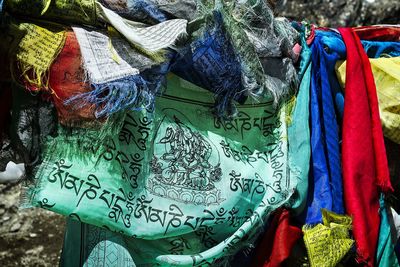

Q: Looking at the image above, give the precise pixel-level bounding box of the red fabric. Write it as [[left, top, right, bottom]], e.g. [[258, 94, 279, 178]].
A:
[[251, 209, 302, 267], [338, 28, 393, 266], [49, 32, 98, 127], [307, 24, 316, 45], [353, 26, 400, 41]]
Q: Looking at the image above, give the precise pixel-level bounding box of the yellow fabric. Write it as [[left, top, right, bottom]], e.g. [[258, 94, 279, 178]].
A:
[[336, 57, 400, 144], [303, 210, 354, 267], [16, 23, 66, 91]]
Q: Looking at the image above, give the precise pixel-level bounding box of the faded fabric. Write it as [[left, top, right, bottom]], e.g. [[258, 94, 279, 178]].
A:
[[49, 31, 98, 127], [99, 0, 197, 23], [15, 23, 66, 92], [96, 2, 187, 53], [172, 0, 299, 117], [10, 83, 58, 175], [69, 26, 159, 118], [25, 74, 300, 266]]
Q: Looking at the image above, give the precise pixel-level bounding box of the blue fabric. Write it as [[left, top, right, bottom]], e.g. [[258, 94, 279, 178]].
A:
[[302, 30, 346, 224], [362, 40, 400, 58], [171, 11, 246, 117], [65, 51, 175, 118], [127, 0, 168, 23], [299, 33, 400, 122], [66, 75, 150, 118]]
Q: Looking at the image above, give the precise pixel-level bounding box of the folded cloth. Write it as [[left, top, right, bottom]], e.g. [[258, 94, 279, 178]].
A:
[[362, 40, 400, 58]]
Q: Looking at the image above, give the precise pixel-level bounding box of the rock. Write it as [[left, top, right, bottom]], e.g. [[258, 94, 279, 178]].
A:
[[26, 246, 44, 255], [10, 222, 21, 232], [280, 0, 400, 27]]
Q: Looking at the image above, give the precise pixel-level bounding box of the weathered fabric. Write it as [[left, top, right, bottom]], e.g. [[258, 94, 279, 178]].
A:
[[99, 0, 197, 23], [67, 8, 187, 118], [172, 0, 299, 117], [302, 209, 354, 267], [69, 26, 161, 118], [15, 23, 65, 92], [49, 31, 98, 127], [96, 2, 187, 53], [10, 83, 58, 175], [26, 74, 300, 266]]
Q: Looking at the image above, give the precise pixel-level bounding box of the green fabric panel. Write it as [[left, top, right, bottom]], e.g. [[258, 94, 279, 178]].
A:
[[27, 74, 300, 265]]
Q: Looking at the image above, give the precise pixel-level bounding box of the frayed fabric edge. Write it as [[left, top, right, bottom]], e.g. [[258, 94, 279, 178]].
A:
[[65, 74, 153, 118]]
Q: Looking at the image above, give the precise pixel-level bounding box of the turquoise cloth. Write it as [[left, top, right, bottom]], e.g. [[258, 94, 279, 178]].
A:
[[376, 194, 400, 267], [288, 25, 311, 215], [28, 74, 301, 266]]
